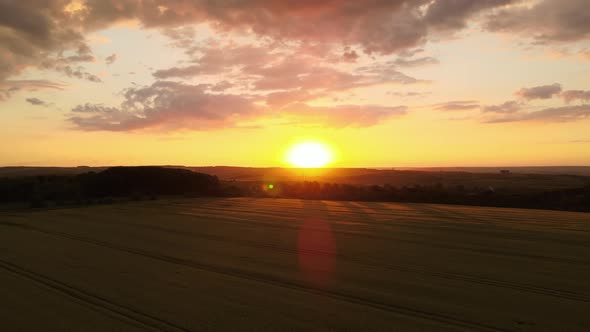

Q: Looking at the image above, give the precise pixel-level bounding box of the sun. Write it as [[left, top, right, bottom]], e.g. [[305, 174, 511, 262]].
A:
[[286, 142, 333, 168]]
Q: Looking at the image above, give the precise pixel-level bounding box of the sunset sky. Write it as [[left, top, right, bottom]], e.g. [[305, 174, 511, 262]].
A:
[[1, 0, 589, 167]]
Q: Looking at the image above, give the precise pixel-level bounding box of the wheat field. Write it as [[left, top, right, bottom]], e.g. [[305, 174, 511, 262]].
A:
[[1, 198, 589, 331]]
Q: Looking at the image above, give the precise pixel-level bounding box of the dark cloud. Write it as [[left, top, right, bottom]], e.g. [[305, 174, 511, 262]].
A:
[[0, 1, 584, 86], [516, 83, 562, 100], [132, 1, 428, 54], [178, 0, 512, 54], [0, 0, 519, 85], [56, 65, 102, 82], [425, 0, 515, 30], [34, 44, 101, 82], [485, 0, 590, 43], [0, 2, 53, 39], [25, 97, 47, 106], [434, 100, 480, 111], [342, 49, 359, 62], [482, 100, 521, 113], [0, 0, 577, 94], [0, 1, 88, 82], [105, 53, 118, 65], [71, 103, 120, 114], [480, 83, 590, 123], [562, 90, 590, 103], [486, 105, 590, 123]]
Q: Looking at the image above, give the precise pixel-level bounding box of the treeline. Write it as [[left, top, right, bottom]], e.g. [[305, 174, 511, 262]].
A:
[[0, 167, 220, 207], [0, 167, 588, 212], [233, 181, 590, 212]]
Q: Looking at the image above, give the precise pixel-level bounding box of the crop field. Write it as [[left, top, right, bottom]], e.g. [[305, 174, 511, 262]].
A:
[[1, 198, 589, 331]]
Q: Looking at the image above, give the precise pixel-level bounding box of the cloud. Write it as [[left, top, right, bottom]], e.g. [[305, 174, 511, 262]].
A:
[[69, 80, 406, 131], [425, 0, 515, 30], [485, 0, 590, 44], [387, 91, 430, 98], [280, 103, 407, 128], [153, 42, 275, 79], [515, 83, 562, 100], [486, 104, 590, 123], [110, 1, 427, 54], [152, 40, 424, 110], [56, 65, 102, 82], [69, 81, 262, 131], [0, 0, 519, 87], [254, 60, 421, 92], [0, 0, 579, 100], [342, 49, 359, 62], [177, 0, 513, 54], [0, 2, 89, 82], [28, 44, 101, 83], [210, 80, 234, 92], [105, 53, 118, 65], [434, 100, 480, 111], [266, 90, 318, 109], [71, 103, 121, 114], [392, 57, 439, 67], [562, 90, 590, 103], [25, 97, 47, 106], [480, 83, 590, 123], [482, 100, 522, 113], [0, 80, 66, 101]]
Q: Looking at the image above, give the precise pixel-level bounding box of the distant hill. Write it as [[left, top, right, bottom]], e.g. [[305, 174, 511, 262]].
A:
[[0, 166, 109, 178], [392, 166, 590, 176], [183, 166, 590, 193], [2, 166, 590, 193]]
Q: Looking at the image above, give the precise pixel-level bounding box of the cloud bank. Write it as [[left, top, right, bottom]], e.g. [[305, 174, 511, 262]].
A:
[[69, 81, 407, 131]]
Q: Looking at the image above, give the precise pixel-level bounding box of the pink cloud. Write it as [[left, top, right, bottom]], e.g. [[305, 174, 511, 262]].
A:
[[69, 80, 408, 131]]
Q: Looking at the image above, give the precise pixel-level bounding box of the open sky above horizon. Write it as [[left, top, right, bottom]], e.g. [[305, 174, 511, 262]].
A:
[[1, 0, 589, 167]]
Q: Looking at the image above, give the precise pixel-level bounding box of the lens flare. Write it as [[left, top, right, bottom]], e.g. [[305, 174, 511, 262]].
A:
[[287, 142, 333, 168]]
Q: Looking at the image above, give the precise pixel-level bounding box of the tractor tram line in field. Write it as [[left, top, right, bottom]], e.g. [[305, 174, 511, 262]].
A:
[[0, 258, 191, 332], [3, 216, 590, 305], [0, 222, 509, 332], [23, 203, 590, 269]]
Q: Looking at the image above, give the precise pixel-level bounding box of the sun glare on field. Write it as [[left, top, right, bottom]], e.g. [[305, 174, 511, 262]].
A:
[[286, 142, 333, 168]]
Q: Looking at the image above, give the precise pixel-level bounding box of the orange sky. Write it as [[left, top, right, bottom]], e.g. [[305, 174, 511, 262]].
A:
[[1, 1, 589, 167]]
